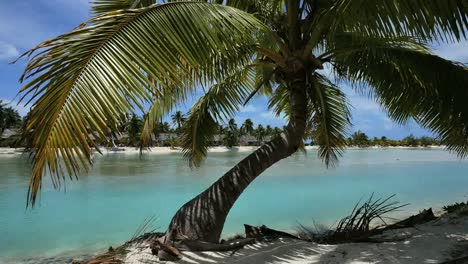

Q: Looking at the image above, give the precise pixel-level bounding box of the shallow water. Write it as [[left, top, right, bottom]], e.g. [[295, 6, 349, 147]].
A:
[[1, 148, 467, 262]]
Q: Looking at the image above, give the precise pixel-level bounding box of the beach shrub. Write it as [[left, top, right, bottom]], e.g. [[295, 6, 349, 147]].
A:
[[443, 201, 468, 214], [298, 194, 407, 243]]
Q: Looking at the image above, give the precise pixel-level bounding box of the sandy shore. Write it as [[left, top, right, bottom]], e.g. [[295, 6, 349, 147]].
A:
[[0, 145, 445, 155], [122, 212, 468, 264]]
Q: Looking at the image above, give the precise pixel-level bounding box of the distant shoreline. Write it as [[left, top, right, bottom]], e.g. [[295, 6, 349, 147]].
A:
[[0, 145, 446, 155]]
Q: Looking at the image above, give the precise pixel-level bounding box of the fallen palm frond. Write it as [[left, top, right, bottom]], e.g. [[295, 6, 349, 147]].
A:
[[298, 194, 408, 243]]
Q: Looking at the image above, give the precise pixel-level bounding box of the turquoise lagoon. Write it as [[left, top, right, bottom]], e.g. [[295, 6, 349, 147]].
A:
[[1, 148, 468, 262]]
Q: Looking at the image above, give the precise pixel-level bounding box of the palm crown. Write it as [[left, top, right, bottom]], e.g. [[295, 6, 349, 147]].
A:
[[18, 0, 468, 205]]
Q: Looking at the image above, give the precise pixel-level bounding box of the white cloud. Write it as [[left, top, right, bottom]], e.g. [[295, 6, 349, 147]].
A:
[[0, 41, 19, 62], [240, 104, 258, 113], [433, 41, 468, 62], [260, 111, 281, 120], [350, 96, 380, 112], [0, 98, 30, 117]]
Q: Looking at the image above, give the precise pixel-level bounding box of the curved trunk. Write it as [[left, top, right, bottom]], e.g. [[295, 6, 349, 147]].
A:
[[165, 77, 308, 243]]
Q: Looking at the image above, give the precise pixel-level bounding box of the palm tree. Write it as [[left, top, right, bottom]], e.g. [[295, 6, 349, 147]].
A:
[[160, 122, 171, 133], [223, 118, 240, 147], [171, 111, 186, 133], [272, 127, 282, 138], [254, 124, 267, 144], [265, 125, 273, 136], [350, 130, 370, 147], [17, 0, 468, 244], [126, 114, 144, 146], [240, 118, 254, 135], [0, 100, 21, 134]]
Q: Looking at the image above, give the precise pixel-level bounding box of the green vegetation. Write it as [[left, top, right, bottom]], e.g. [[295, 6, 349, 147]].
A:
[[0, 101, 23, 147], [443, 201, 468, 214], [171, 111, 186, 134], [0, 100, 21, 135], [125, 114, 144, 147], [344, 131, 440, 147], [16, 0, 468, 245], [223, 119, 240, 147]]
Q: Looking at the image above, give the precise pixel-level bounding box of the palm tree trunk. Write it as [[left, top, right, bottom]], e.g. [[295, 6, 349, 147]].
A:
[[165, 78, 308, 243]]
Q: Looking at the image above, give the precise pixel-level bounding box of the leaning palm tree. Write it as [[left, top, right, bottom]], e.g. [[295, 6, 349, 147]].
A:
[[17, 0, 468, 245]]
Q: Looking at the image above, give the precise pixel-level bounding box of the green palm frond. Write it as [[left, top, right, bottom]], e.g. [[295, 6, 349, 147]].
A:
[[91, 0, 155, 14], [332, 37, 468, 156], [338, 0, 468, 41], [181, 68, 257, 167], [140, 82, 187, 148], [268, 83, 290, 118], [309, 74, 351, 167], [18, 2, 267, 206], [304, 0, 468, 57]]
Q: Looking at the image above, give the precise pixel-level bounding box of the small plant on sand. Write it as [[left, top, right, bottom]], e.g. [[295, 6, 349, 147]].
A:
[[299, 194, 407, 243], [443, 201, 468, 215]]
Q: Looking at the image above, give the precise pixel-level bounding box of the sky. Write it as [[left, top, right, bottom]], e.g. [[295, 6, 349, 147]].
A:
[[0, 1, 467, 139]]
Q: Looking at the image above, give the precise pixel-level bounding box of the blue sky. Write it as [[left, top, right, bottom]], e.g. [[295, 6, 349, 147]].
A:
[[0, 1, 467, 139]]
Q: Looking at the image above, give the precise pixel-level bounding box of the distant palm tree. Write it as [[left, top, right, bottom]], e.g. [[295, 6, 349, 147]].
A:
[[18, 0, 468, 244], [161, 122, 171, 133], [171, 111, 186, 132], [0, 100, 21, 134], [126, 114, 143, 146], [241, 118, 254, 135], [272, 127, 282, 138], [254, 124, 267, 144], [224, 118, 240, 147], [265, 125, 273, 136]]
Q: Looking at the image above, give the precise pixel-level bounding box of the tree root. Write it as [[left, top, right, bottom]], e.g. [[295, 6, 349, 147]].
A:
[[244, 224, 303, 240], [175, 238, 255, 251]]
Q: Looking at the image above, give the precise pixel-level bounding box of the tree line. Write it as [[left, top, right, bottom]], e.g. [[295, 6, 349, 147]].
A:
[[347, 130, 440, 147], [123, 111, 283, 147], [0, 107, 441, 148], [112, 112, 442, 148]]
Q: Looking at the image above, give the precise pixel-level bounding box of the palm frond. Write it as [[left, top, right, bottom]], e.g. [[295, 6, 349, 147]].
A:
[[309, 74, 351, 167], [268, 83, 290, 118], [18, 2, 267, 206], [181, 68, 257, 167], [332, 36, 468, 156], [140, 82, 188, 149], [304, 0, 468, 57]]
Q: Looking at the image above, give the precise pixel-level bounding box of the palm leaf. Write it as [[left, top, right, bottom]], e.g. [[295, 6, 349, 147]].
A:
[[303, 0, 468, 57], [180, 67, 257, 167], [332, 36, 468, 156], [140, 82, 188, 149], [309, 74, 351, 167], [18, 2, 267, 206]]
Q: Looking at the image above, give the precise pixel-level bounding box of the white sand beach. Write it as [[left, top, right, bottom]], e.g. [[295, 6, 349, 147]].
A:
[[122, 212, 468, 264], [0, 145, 445, 156]]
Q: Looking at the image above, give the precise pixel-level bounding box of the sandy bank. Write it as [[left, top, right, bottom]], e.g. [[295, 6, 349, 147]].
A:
[[122, 212, 468, 264]]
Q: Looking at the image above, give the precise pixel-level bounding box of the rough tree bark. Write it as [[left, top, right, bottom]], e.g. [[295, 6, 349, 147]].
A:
[[165, 66, 309, 244]]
